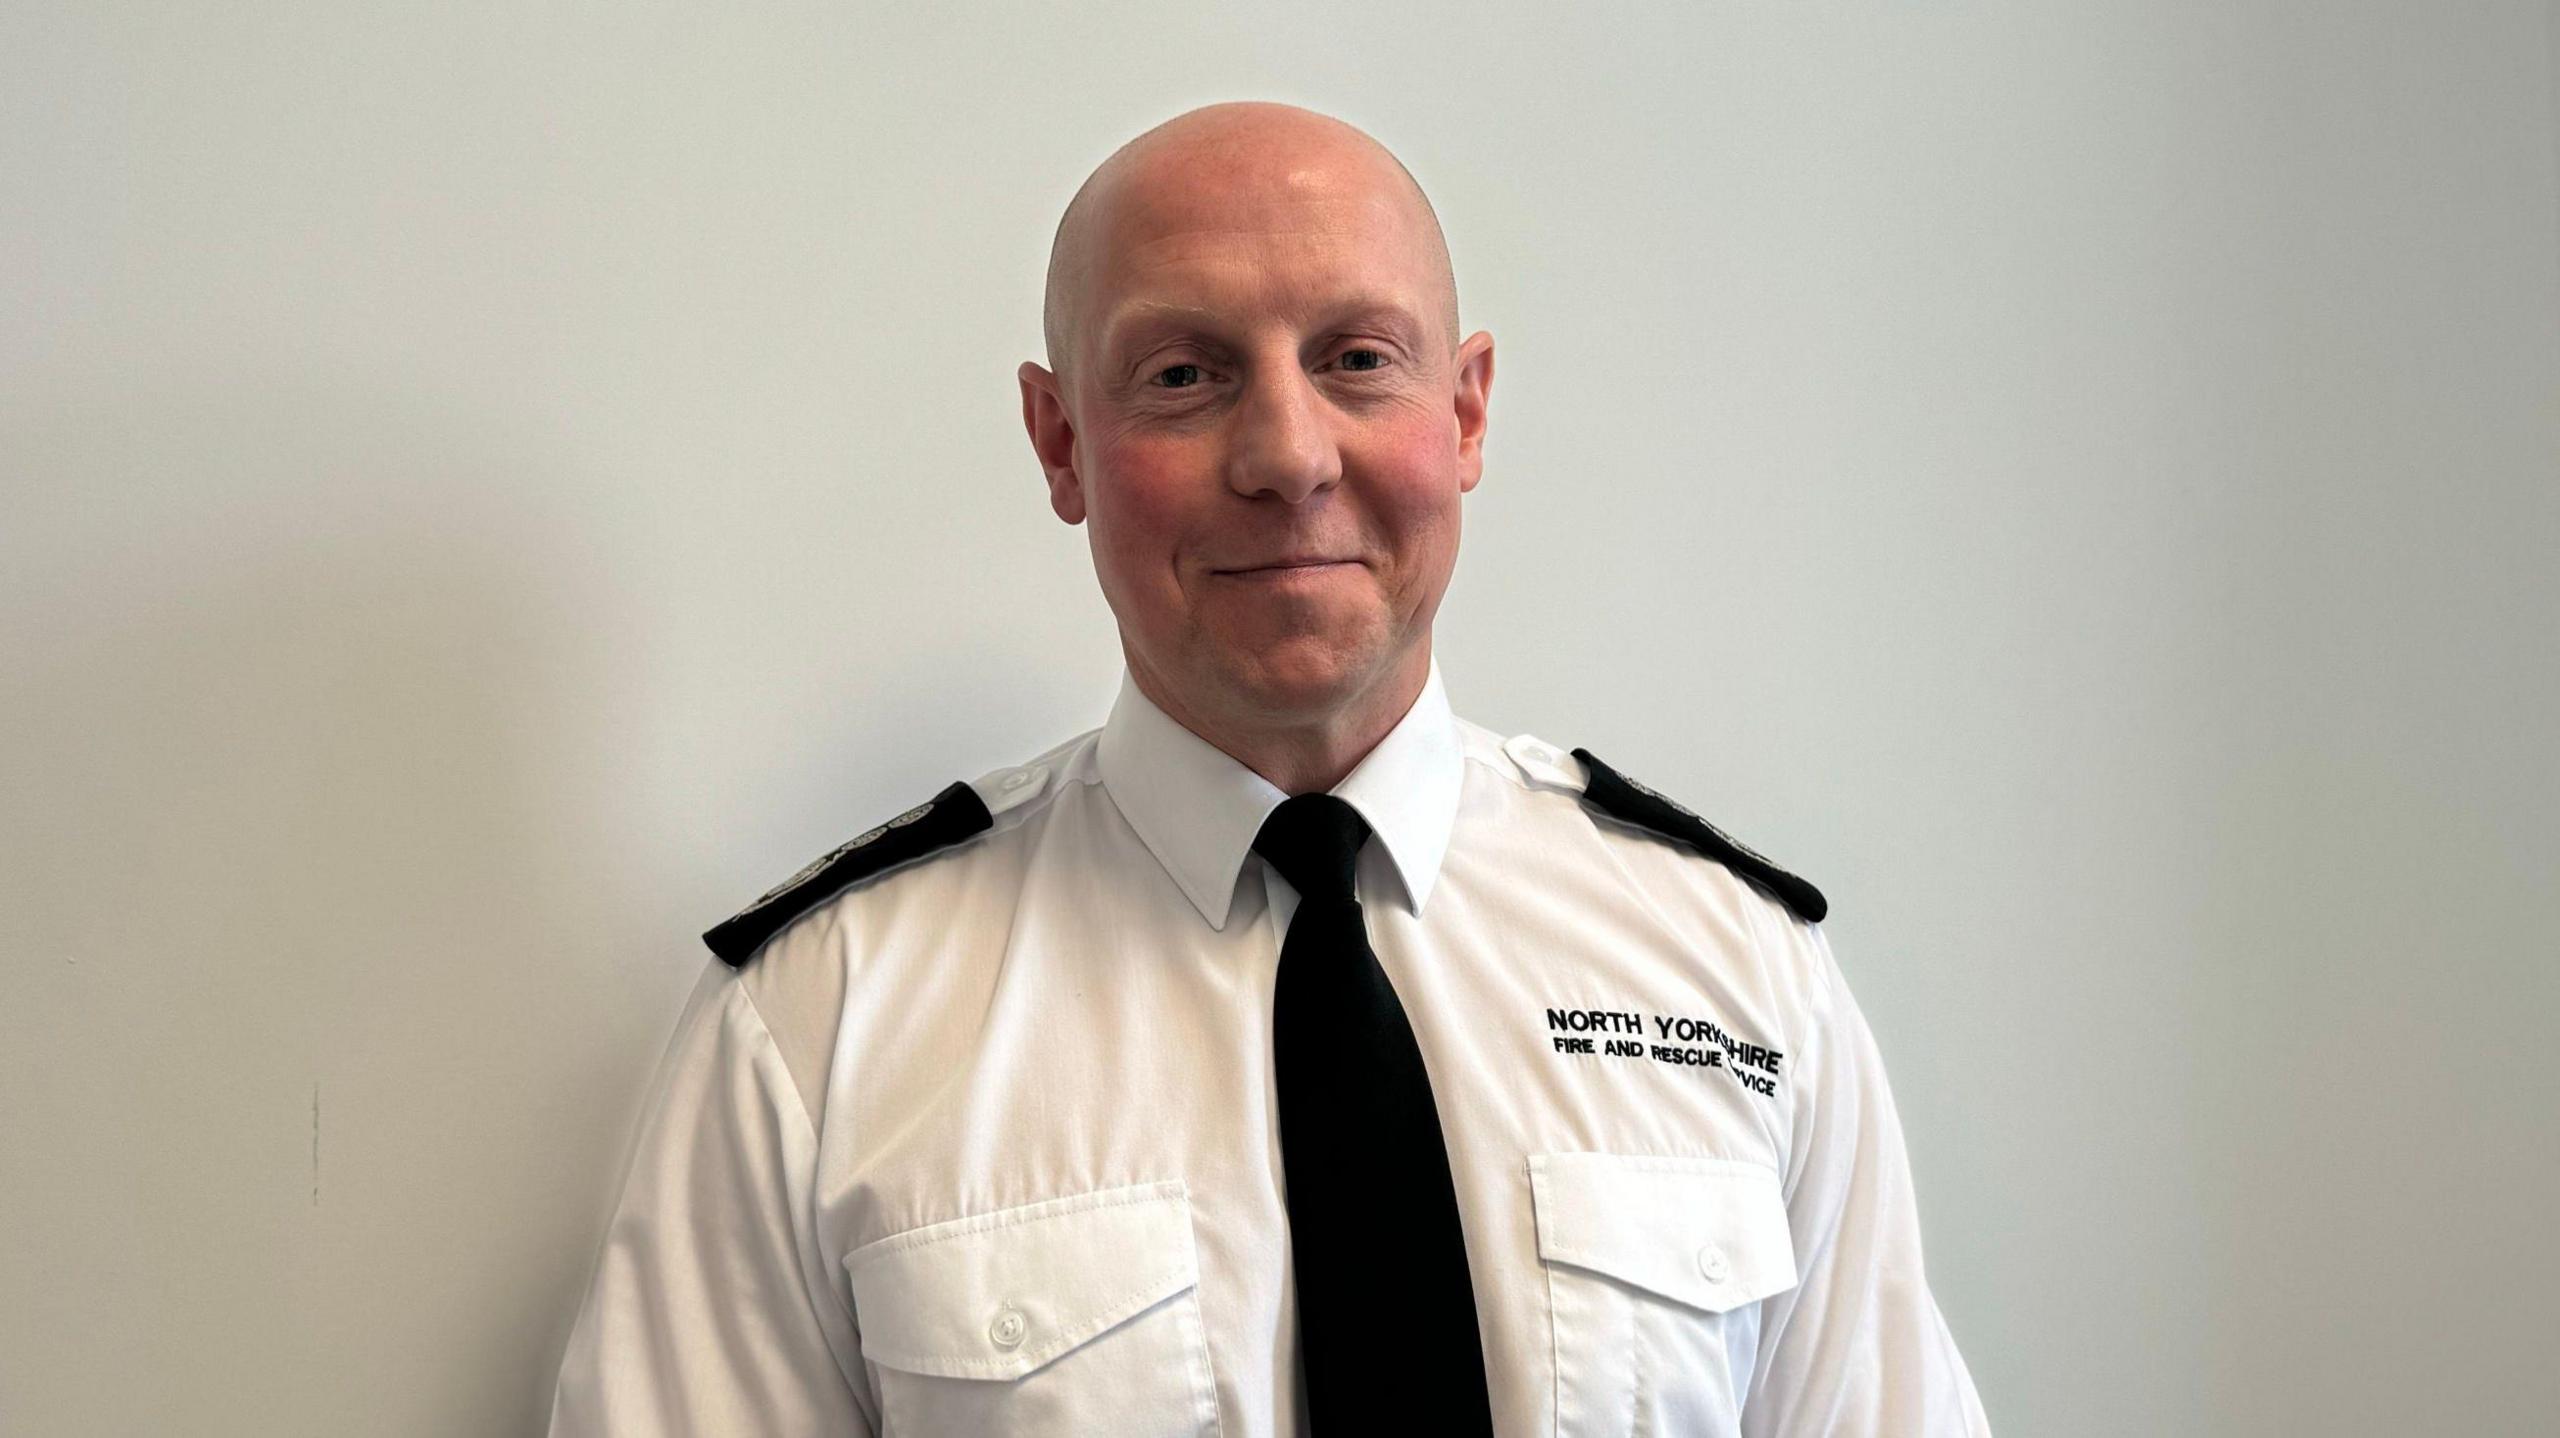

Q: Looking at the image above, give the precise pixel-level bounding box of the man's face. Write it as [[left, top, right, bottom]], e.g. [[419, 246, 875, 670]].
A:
[[1022, 142, 1494, 737]]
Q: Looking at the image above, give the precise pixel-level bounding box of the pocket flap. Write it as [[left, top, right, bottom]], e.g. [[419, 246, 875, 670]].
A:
[[843, 1179, 1201, 1380], [1529, 1153, 1798, 1313]]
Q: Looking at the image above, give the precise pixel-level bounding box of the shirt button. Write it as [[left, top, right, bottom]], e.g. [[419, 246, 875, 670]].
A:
[[1697, 1245, 1732, 1284], [1000, 768, 1036, 791], [988, 1305, 1027, 1349]]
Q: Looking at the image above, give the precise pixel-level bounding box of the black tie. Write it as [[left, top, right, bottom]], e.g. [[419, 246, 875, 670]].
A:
[[1254, 794, 1494, 1434]]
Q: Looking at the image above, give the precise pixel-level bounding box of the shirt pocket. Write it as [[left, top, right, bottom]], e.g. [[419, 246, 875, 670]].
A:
[[844, 1179, 1223, 1438], [1530, 1152, 1799, 1438]]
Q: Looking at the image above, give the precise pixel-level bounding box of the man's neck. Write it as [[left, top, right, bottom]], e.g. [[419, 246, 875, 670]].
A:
[[1129, 648, 1431, 797]]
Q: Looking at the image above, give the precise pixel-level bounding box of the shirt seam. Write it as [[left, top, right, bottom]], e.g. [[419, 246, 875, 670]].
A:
[[730, 979, 860, 1347]]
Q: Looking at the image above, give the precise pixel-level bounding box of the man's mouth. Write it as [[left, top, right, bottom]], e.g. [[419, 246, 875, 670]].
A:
[[1214, 556, 1357, 575]]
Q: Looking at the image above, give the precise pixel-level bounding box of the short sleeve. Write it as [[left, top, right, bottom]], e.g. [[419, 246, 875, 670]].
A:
[[1743, 925, 1991, 1436], [547, 957, 877, 1436]]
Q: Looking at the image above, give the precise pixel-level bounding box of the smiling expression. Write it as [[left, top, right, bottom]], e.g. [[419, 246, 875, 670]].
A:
[[1020, 106, 1494, 740]]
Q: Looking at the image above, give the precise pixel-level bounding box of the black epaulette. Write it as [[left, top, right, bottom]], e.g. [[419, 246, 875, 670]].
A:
[[702, 780, 994, 968], [1570, 748, 1828, 924]]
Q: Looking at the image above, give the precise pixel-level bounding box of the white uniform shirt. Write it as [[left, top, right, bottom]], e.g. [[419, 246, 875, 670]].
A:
[[549, 662, 1990, 1436]]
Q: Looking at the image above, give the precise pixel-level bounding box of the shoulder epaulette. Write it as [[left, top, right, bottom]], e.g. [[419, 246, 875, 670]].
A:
[[1569, 748, 1828, 924], [702, 780, 994, 968]]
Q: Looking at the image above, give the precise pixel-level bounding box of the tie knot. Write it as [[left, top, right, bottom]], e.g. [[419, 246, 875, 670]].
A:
[[1252, 794, 1372, 904]]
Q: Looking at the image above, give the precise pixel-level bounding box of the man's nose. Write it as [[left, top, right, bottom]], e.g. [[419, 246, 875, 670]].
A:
[[1224, 365, 1341, 504]]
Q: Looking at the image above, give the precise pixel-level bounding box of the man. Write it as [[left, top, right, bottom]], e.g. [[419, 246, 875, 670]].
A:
[[549, 100, 1988, 1436]]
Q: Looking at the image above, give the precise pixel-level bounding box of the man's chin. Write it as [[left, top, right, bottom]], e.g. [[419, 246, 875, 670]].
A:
[[1213, 639, 1405, 724]]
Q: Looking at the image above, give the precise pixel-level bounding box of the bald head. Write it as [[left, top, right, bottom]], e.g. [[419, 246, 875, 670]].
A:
[[1040, 102, 1460, 402]]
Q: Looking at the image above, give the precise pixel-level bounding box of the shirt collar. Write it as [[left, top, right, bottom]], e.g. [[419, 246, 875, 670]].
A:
[[1094, 658, 1464, 931]]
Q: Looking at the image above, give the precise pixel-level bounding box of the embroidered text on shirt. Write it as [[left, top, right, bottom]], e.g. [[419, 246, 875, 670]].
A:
[[1544, 1005, 1787, 1098]]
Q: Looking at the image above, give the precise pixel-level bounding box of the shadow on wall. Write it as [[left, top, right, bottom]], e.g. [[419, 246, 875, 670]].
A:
[[0, 382, 691, 1434]]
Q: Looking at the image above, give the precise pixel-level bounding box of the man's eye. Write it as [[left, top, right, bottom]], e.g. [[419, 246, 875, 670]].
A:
[[1336, 348, 1389, 373], [1151, 363, 1206, 389]]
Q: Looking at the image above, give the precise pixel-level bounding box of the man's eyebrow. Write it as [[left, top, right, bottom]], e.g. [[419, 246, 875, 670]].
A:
[[1099, 302, 1221, 356], [1098, 297, 1428, 357]]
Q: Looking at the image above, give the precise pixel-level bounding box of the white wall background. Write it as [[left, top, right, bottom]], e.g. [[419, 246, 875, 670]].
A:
[[6, 3, 2555, 1433]]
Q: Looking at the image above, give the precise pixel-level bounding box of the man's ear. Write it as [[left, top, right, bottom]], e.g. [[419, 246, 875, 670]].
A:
[[1451, 332, 1494, 494], [1018, 361, 1086, 524]]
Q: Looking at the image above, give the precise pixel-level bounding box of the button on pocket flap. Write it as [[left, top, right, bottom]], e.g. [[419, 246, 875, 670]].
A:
[[1530, 1153, 1797, 1313], [844, 1180, 1201, 1381]]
